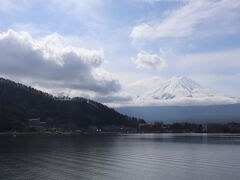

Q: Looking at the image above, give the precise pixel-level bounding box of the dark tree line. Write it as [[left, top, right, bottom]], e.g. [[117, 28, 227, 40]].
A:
[[138, 122, 240, 133], [0, 78, 145, 132]]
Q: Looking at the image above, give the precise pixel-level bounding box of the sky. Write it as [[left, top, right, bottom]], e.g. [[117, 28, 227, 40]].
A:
[[0, 0, 240, 106]]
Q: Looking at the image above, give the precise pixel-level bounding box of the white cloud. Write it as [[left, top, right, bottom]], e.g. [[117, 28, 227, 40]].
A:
[[0, 29, 121, 95], [134, 96, 239, 106], [134, 51, 166, 69], [130, 0, 240, 39]]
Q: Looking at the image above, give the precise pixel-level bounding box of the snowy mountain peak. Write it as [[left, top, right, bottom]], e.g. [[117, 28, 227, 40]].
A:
[[136, 76, 239, 106], [143, 76, 206, 100], [166, 76, 201, 89]]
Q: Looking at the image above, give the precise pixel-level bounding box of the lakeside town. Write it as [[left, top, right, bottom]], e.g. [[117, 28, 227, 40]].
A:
[[2, 117, 240, 135]]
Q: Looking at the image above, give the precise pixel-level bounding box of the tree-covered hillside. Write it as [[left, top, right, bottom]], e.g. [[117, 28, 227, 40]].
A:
[[0, 78, 144, 132]]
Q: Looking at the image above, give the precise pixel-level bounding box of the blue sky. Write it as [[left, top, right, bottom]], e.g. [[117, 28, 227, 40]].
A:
[[0, 0, 240, 105]]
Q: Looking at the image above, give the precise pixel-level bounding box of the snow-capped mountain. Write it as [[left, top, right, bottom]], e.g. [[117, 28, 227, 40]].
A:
[[117, 76, 240, 122], [135, 76, 239, 106]]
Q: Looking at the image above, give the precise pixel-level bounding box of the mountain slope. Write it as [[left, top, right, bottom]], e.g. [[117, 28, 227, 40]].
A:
[[0, 77, 143, 132], [135, 76, 238, 106]]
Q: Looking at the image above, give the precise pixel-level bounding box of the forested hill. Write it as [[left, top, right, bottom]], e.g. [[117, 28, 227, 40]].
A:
[[0, 77, 144, 132]]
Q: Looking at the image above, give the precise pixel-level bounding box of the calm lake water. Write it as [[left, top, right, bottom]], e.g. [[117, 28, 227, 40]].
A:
[[0, 134, 240, 180]]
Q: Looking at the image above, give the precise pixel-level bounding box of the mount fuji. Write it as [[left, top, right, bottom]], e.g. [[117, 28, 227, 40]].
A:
[[135, 76, 238, 106], [117, 77, 240, 123]]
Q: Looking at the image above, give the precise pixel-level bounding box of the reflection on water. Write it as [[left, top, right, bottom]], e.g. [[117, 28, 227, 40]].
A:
[[0, 134, 240, 180]]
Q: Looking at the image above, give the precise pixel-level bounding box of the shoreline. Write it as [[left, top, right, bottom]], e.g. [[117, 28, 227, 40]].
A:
[[1, 132, 240, 136]]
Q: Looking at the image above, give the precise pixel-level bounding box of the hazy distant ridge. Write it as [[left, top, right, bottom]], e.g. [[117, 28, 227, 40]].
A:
[[117, 104, 240, 123]]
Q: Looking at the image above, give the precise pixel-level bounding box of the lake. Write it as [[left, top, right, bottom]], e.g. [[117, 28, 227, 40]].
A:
[[0, 134, 240, 180]]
